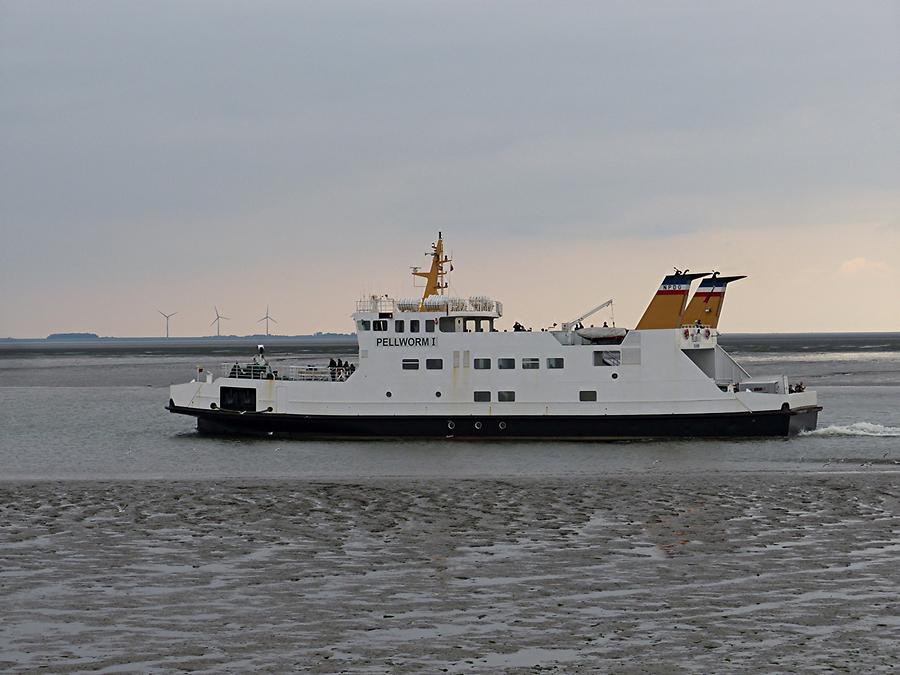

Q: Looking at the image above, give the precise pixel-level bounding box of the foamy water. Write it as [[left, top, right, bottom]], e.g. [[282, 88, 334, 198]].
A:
[[802, 422, 900, 437]]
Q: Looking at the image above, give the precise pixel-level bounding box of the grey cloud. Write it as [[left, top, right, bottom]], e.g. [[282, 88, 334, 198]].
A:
[[1, 0, 898, 307]]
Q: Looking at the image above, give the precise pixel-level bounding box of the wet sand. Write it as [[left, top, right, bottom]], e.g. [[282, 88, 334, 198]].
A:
[[3, 474, 900, 672]]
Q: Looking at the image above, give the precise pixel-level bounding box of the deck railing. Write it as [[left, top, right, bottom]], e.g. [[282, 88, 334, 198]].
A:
[[355, 295, 503, 315], [219, 363, 356, 382]]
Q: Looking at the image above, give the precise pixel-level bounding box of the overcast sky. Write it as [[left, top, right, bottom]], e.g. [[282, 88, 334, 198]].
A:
[[1, 0, 898, 337]]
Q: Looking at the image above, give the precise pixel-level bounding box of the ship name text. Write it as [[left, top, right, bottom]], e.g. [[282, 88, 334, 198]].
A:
[[376, 337, 437, 348]]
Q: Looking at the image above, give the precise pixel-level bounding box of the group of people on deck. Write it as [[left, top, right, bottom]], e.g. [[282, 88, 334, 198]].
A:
[[329, 358, 355, 381]]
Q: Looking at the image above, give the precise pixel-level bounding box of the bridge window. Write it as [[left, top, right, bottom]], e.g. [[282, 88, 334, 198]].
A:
[[425, 320, 436, 333], [410, 320, 420, 333], [547, 357, 565, 369], [439, 317, 458, 332], [522, 358, 540, 369], [498, 358, 515, 370], [474, 391, 491, 402], [426, 358, 443, 370], [395, 320, 405, 333], [401, 359, 419, 370], [498, 391, 516, 402], [594, 351, 620, 366], [579, 390, 598, 402], [474, 358, 491, 370], [373, 320, 388, 332], [357, 320, 371, 332]]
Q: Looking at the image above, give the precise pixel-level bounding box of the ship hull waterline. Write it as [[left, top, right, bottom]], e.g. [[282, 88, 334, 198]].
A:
[[167, 404, 821, 440]]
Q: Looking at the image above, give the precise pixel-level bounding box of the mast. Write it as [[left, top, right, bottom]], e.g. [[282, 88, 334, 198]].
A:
[[412, 232, 452, 309]]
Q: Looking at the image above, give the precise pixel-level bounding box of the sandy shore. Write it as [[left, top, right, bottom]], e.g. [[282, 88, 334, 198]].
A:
[[2, 474, 900, 672]]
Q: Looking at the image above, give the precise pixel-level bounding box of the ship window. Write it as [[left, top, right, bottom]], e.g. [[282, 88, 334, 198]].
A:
[[410, 320, 420, 333], [373, 320, 388, 331], [594, 351, 620, 366], [395, 320, 404, 333], [579, 390, 597, 402], [426, 358, 443, 370], [425, 320, 436, 333], [401, 358, 419, 370], [547, 357, 565, 369], [474, 391, 491, 402], [498, 358, 515, 370], [474, 358, 491, 370], [220, 386, 256, 412], [498, 391, 515, 402], [439, 317, 457, 332], [522, 358, 540, 370], [358, 320, 371, 332]]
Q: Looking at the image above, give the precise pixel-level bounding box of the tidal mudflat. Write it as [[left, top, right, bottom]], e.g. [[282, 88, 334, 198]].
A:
[[3, 474, 900, 672]]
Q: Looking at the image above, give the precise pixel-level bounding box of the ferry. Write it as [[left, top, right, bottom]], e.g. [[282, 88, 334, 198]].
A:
[[167, 235, 820, 438]]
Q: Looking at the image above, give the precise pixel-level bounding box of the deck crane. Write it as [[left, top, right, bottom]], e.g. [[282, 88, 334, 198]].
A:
[[560, 299, 614, 332]]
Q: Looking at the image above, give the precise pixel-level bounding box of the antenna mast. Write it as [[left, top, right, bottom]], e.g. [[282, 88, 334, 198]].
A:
[[412, 231, 452, 310]]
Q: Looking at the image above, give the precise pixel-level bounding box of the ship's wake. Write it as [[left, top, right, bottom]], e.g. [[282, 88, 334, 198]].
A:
[[802, 422, 900, 437]]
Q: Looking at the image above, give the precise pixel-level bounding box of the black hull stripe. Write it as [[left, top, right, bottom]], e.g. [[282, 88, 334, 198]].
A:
[[167, 404, 821, 439]]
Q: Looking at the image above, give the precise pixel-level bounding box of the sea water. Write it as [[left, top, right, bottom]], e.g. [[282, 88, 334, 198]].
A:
[[1, 337, 899, 671]]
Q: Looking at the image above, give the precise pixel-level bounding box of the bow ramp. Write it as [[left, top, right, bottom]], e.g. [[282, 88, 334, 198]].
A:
[[682, 275, 747, 328], [635, 272, 710, 330]]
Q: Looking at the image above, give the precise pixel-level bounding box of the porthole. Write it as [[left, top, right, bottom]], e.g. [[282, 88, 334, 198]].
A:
[[385, 391, 392, 397], [210, 402, 217, 409], [435, 391, 442, 398], [447, 420, 456, 430], [611, 373, 619, 380], [498, 421, 507, 430], [475, 421, 483, 430]]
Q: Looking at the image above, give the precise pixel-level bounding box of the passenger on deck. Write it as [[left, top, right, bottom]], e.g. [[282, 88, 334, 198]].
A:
[[329, 358, 336, 381], [513, 321, 525, 332], [602, 321, 608, 328]]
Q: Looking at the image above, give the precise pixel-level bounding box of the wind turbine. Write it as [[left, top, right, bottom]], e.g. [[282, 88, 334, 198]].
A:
[[257, 305, 277, 336], [157, 310, 177, 338], [210, 306, 229, 337]]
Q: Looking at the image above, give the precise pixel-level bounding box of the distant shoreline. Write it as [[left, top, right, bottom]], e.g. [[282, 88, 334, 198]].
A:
[[0, 335, 358, 355], [2, 332, 899, 356]]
